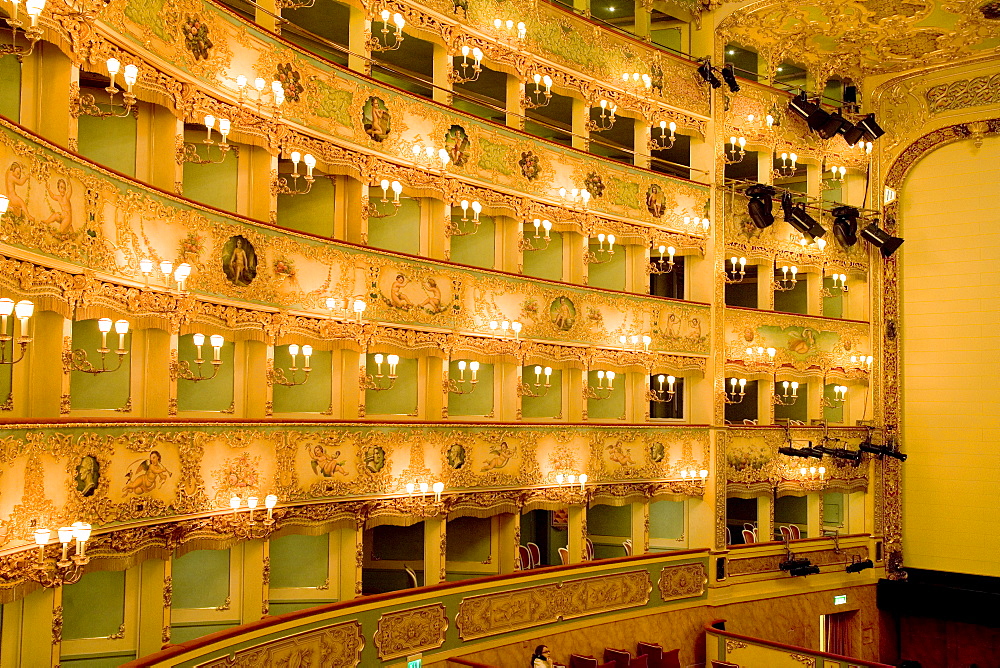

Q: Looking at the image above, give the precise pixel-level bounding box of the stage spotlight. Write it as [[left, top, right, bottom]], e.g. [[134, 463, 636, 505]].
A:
[[698, 60, 722, 89], [780, 558, 812, 571], [860, 223, 904, 257], [815, 112, 849, 140], [832, 448, 863, 464], [884, 449, 907, 462], [779, 445, 824, 459], [842, 121, 865, 146], [746, 184, 776, 229], [858, 441, 907, 462], [832, 206, 859, 247], [720, 64, 740, 93], [790, 564, 821, 577], [782, 192, 826, 239], [858, 440, 881, 456], [789, 92, 831, 132], [857, 114, 885, 141], [846, 559, 874, 574]]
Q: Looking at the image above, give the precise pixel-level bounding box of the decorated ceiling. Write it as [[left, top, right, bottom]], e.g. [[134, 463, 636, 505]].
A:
[[718, 0, 1000, 84]]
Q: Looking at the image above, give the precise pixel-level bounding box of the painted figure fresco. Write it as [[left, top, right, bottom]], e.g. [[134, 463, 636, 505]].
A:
[[363, 444, 386, 473], [362, 96, 391, 142], [44, 178, 74, 234], [649, 442, 666, 463], [549, 296, 576, 331], [123, 451, 172, 495], [75, 455, 100, 497], [646, 183, 666, 218], [222, 235, 257, 287], [481, 441, 514, 472], [444, 125, 470, 167], [381, 273, 451, 314], [446, 443, 466, 470], [5, 162, 27, 217], [607, 440, 636, 467], [309, 444, 348, 477]]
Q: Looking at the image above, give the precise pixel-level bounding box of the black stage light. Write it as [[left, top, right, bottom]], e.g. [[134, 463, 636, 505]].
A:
[[780, 558, 812, 571], [779, 446, 810, 458], [858, 440, 881, 455], [843, 85, 858, 106], [782, 193, 826, 239], [858, 441, 907, 462], [788, 92, 818, 121], [746, 184, 776, 229], [721, 64, 740, 93], [832, 448, 863, 464], [816, 112, 849, 140], [842, 121, 865, 146], [857, 114, 885, 141], [860, 223, 904, 257], [884, 449, 907, 462], [832, 206, 859, 247], [790, 564, 821, 577], [846, 559, 874, 574], [698, 60, 722, 89]]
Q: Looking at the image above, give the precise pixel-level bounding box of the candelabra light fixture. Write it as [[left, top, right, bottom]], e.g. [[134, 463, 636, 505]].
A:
[[587, 99, 618, 132], [584, 370, 616, 400], [797, 465, 826, 481], [273, 152, 316, 196], [725, 256, 747, 283], [585, 233, 616, 265], [488, 319, 522, 339], [723, 377, 747, 404], [30, 522, 92, 587], [451, 45, 484, 83], [143, 261, 193, 292], [825, 164, 847, 186], [649, 245, 676, 274], [1, 0, 44, 59], [76, 58, 139, 119], [523, 73, 553, 109], [405, 481, 446, 504], [368, 9, 405, 52], [518, 365, 552, 397], [773, 379, 800, 406], [744, 346, 777, 372], [774, 152, 798, 178], [797, 235, 828, 251], [446, 359, 479, 394], [410, 142, 451, 171], [621, 71, 652, 93], [447, 199, 482, 237], [683, 215, 711, 233], [226, 494, 279, 539], [649, 120, 677, 151], [0, 298, 33, 365], [558, 187, 591, 210], [234, 75, 285, 112], [174, 333, 225, 382], [821, 271, 848, 297], [646, 374, 676, 403], [618, 334, 652, 351], [179, 115, 236, 165], [519, 218, 552, 251], [554, 472, 588, 492], [679, 468, 709, 482], [822, 384, 848, 408], [774, 264, 799, 291], [363, 353, 399, 391], [269, 344, 312, 387], [850, 355, 873, 372], [366, 179, 403, 219], [491, 17, 526, 43], [326, 297, 367, 323], [68, 318, 130, 375], [724, 135, 746, 164], [747, 112, 776, 129]]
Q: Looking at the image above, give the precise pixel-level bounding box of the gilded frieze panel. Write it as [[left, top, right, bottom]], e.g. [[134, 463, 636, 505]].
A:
[[657, 562, 707, 602], [727, 546, 868, 577], [197, 620, 364, 668], [373, 603, 449, 660]]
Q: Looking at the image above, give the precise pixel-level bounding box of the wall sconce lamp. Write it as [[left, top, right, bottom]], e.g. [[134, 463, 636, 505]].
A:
[[587, 99, 617, 132], [363, 353, 399, 391], [488, 319, 522, 339], [821, 271, 848, 297], [269, 344, 312, 387], [555, 472, 587, 492], [679, 468, 709, 482], [773, 379, 800, 406], [446, 359, 479, 395], [723, 377, 747, 404], [367, 180, 403, 219], [724, 135, 746, 164], [622, 71, 652, 93], [646, 374, 676, 403], [369, 10, 405, 52], [774, 263, 798, 291], [175, 333, 225, 382], [724, 256, 747, 283], [744, 346, 777, 373], [523, 73, 553, 109], [649, 121, 676, 151], [273, 152, 316, 196], [0, 298, 33, 365], [404, 482, 446, 509], [518, 365, 552, 398], [492, 17, 526, 43], [559, 187, 591, 210], [822, 384, 848, 408], [747, 112, 776, 129], [234, 75, 284, 112], [649, 245, 676, 274], [1, 0, 45, 59], [326, 297, 367, 322], [178, 115, 237, 165], [774, 152, 798, 178], [68, 317, 129, 375], [618, 334, 651, 351], [585, 233, 616, 265], [824, 164, 847, 189], [227, 494, 279, 538], [519, 218, 552, 252], [29, 522, 91, 587], [584, 369, 616, 401], [76, 58, 139, 119], [683, 215, 711, 233], [850, 355, 873, 373], [410, 142, 450, 172], [451, 45, 483, 84], [447, 199, 482, 237]]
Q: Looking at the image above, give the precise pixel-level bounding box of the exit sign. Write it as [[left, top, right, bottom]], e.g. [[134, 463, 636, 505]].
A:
[[407, 655, 422, 668], [834, 594, 847, 605]]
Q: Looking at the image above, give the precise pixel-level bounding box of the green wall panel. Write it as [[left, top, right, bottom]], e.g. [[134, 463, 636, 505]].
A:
[[269, 533, 329, 589], [371, 523, 424, 561], [62, 570, 126, 640], [521, 228, 563, 281], [586, 369, 625, 419], [70, 319, 131, 411], [587, 503, 630, 537], [77, 106, 137, 176], [775, 495, 808, 531], [823, 491, 844, 527], [773, 276, 808, 314], [774, 383, 808, 423], [60, 654, 137, 667], [446, 517, 491, 562], [587, 242, 626, 291], [272, 346, 332, 413], [521, 366, 562, 419], [446, 361, 493, 417], [176, 336, 235, 412], [368, 197, 419, 255], [172, 549, 231, 609], [364, 355, 417, 415], [650, 499, 685, 540], [822, 383, 845, 424], [0, 55, 20, 121], [449, 215, 495, 268], [276, 176, 336, 238], [267, 601, 323, 615], [181, 141, 239, 212], [822, 276, 844, 318], [169, 623, 237, 645]]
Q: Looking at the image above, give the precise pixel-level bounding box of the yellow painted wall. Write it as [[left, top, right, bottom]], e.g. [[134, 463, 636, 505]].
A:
[[900, 135, 1000, 577]]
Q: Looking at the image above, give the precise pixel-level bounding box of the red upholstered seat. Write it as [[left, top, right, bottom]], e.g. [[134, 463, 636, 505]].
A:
[[603, 648, 631, 668], [636, 642, 663, 668], [517, 544, 531, 570], [711, 661, 739, 668], [661, 648, 680, 668], [597, 662, 618, 668], [569, 654, 599, 668], [628, 654, 648, 668], [527, 542, 541, 568]]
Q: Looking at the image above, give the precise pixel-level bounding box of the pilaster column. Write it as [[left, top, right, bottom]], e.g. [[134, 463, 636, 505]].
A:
[[345, 179, 366, 245], [806, 493, 822, 539], [338, 523, 364, 600], [241, 340, 267, 418], [634, 2, 651, 40], [20, 42, 73, 148], [23, 310, 63, 417], [567, 504, 587, 563], [428, 355, 445, 420], [348, 7, 372, 75], [757, 495, 773, 543], [426, 199, 448, 261], [630, 500, 649, 555], [565, 232, 585, 284], [634, 119, 651, 169], [432, 44, 453, 106], [688, 432, 719, 549], [571, 98, 589, 151], [757, 150, 773, 185], [423, 516, 446, 586], [20, 585, 58, 666], [567, 368, 585, 421], [241, 540, 267, 622], [757, 263, 775, 310], [254, 0, 278, 32], [137, 558, 169, 656], [506, 76, 524, 130], [500, 363, 519, 421], [497, 513, 519, 573], [236, 146, 274, 221], [572, 0, 590, 15]]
